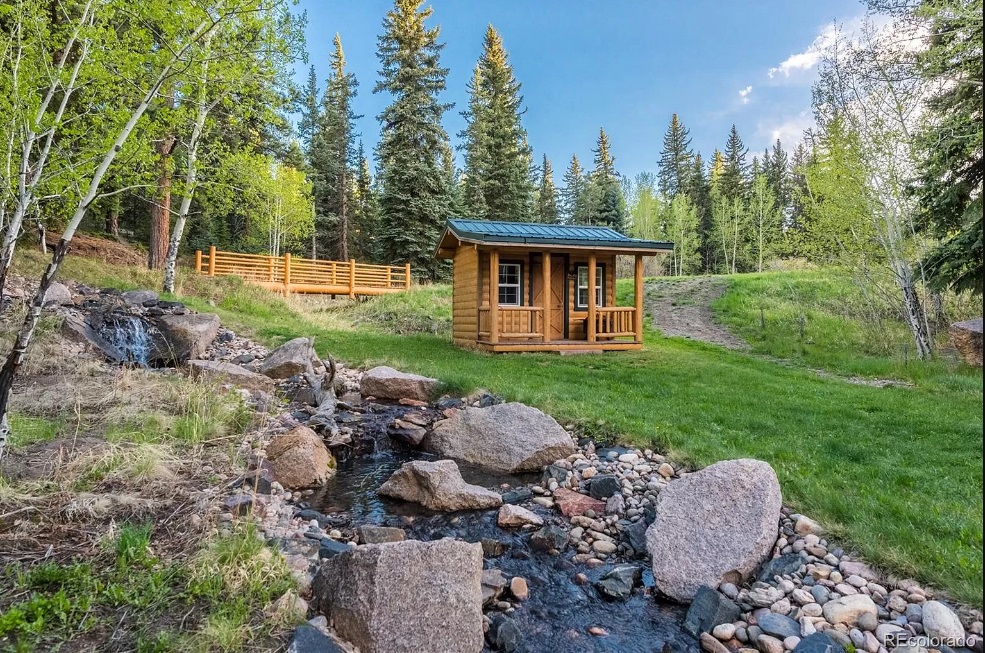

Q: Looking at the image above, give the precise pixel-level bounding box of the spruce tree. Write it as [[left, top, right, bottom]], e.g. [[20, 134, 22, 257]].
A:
[[657, 113, 693, 198], [560, 155, 586, 224], [311, 34, 359, 261], [535, 155, 559, 223], [764, 139, 790, 218], [720, 124, 749, 201], [686, 152, 714, 272], [588, 128, 625, 230], [298, 66, 320, 155], [375, 0, 453, 279], [350, 142, 380, 262], [459, 25, 532, 221]]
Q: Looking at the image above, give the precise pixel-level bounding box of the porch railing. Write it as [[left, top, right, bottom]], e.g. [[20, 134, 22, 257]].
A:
[[478, 306, 544, 339], [595, 307, 637, 339]]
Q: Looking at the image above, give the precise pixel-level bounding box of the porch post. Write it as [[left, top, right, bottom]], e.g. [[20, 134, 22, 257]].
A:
[[542, 252, 551, 343], [634, 254, 644, 343], [489, 249, 499, 345], [587, 253, 597, 343]]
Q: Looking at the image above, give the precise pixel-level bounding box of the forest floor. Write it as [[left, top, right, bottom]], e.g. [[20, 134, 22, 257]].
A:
[[645, 277, 750, 350]]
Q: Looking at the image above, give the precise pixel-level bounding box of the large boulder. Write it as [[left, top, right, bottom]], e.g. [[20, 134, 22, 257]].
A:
[[187, 359, 276, 393], [646, 459, 782, 602], [311, 539, 484, 653], [153, 313, 220, 363], [266, 425, 335, 489], [377, 459, 502, 512], [43, 282, 73, 306], [950, 318, 983, 367], [921, 601, 965, 642], [360, 366, 439, 402], [121, 289, 159, 306], [424, 403, 575, 473], [259, 337, 317, 379]]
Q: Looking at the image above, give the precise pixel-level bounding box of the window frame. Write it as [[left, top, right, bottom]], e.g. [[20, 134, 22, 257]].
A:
[[497, 261, 523, 307], [574, 264, 605, 310]]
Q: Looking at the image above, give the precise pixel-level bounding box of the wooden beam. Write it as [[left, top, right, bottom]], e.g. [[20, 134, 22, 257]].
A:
[[283, 252, 292, 295], [634, 254, 644, 343], [194, 250, 202, 274], [542, 252, 551, 343], [208, 246, 216, 277], [489, 249, 499, 345], [587, 253, 597, 343], [348, 259, 356, 298]]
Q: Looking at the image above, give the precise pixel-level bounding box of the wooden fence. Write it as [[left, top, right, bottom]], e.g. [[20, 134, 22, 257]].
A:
[[194, 247, 411, 297]]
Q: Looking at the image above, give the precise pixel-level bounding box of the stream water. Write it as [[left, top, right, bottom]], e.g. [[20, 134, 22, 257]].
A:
[[97, 314, 153, 367], [312, 403, 696, 653]]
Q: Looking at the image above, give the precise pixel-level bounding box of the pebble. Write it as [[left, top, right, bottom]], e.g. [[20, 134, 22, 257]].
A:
[[783, 636, 801, 651], [758, 634, 785, 653], [588, 626, 608, 636], [714, 624, 737, 641], [510, 576, 529, 601]]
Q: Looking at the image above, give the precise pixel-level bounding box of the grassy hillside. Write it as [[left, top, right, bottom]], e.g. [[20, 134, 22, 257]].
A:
[[9, 250, 984, 605]]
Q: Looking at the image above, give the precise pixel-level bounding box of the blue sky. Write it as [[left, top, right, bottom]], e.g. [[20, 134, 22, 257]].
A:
[[297, 0, 865, 179]]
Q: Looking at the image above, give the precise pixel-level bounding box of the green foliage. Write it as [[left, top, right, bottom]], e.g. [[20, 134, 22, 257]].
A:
[[374, 0, 454, 279], [582, 128, 626, 230], [720, 124, 750, 202], [665, 194, 701, 275], [560, 155, 587, 225], [658, 113, 694, 198], [912, 0, 983, 295], [6, 414, 64, 447], [458, 25, 533, 222], [534, 155, 560, 223]]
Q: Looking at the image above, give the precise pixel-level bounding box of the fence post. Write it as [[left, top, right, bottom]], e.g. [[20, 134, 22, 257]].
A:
[[348, 259, 356, 298], [267, 256, 275, 283], [208, 246, 216, 277], [194, 250, 202, 274], [404, 263, 411, 290], [283, 252, 292, 295], [386, 267, 392, 288]]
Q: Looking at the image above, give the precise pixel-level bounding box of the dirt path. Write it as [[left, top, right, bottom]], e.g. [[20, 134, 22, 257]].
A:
[[644, 277, 750, 350]]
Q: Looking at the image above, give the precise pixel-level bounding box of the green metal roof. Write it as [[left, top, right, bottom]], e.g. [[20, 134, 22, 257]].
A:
[[443, 218, 674, 251]]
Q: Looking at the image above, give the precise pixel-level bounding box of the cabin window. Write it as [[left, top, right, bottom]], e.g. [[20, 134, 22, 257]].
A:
[[498, 262, 522, 306], [575, 265, 604, 309]]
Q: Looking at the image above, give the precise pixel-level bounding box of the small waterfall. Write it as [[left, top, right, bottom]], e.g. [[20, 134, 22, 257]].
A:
[[99, 315, 153, 367]]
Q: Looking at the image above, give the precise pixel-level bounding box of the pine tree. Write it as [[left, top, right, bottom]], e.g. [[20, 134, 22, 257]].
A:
[[375, 0, 454, 279], [686, 152, 713, 272], [441, 141, 463, 216], [459, 25, 532, 221], [720, 124, 749, 201], [560, 155, 586, 224], [587, 128, 625, 230], [534, 154, 559, 223], [350, 142, 379, 262], [298, 66, 319, 155], [311, 34, 359, 261], [788, 142, 810, 236], [764, 138, 790, 218], [657, 113, 693, 198]]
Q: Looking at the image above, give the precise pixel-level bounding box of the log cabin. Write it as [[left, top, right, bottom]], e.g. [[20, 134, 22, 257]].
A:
[[435, 219, 673, 353]]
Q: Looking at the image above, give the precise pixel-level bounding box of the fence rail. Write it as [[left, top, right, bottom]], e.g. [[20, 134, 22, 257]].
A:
[[595, 307, 637, 339], [194, 247, 411, 296]]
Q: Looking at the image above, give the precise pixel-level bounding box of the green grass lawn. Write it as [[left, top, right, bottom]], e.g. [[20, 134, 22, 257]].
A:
[[12, 251, 984, 605]]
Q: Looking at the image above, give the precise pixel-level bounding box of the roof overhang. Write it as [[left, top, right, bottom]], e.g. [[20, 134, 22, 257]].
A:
[[434, 223, 674, 259]]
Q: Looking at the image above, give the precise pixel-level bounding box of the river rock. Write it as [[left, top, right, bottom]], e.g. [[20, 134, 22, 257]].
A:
[[921, 601, 965, 642], [553, 488, 606, 517], [497, 504, 543, 528], [683, 585, 742, 637], [258, 337, 316, 379], [187, 359, 276, 393], [153, 312, 221, 363], [793, 633, 846, 653], [701, 633, 732, 653], [311, 539, 483, 653], [758, 554, 805, 583], [43, 282, 73, 306], [356, 525, 406, 544], [596, 565, 641, 601], [361, 366, 439, 402], [646, 459, 782, 602], [378, 459, 502, 512], [425, 402, 575, 473], [589, 475, 621, 499], [759, 614, 801, 639], [529, 525, 567, 552], [950, 318, 983, 366], [286, 624, 347, 653], [266, 425, 335, 489], [822, 594, 877, 626], [122, 289, 159, 306], [487, 614, 522, 652]]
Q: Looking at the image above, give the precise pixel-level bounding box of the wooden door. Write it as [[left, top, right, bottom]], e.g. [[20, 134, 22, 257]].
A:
[[550, 256, 565, 340]]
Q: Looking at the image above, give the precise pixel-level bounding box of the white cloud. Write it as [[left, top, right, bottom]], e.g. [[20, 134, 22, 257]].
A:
[[769, 22, 841, 78], [739, 86, 753, 104], [760, 110, 815, 147]]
